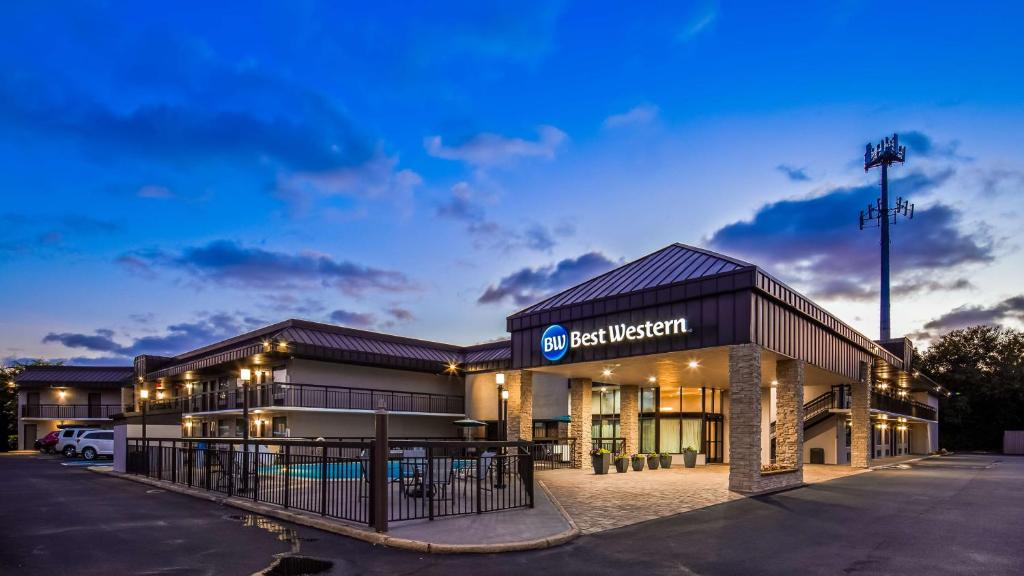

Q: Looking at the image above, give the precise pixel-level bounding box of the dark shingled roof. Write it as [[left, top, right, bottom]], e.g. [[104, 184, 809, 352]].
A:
[[15, 365, 133, 388], [509, 243, 752, 319]]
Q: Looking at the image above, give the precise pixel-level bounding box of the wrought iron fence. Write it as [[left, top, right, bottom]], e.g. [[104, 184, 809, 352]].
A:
[[125, 437, 532, 531], [529, 437, 576, 469]]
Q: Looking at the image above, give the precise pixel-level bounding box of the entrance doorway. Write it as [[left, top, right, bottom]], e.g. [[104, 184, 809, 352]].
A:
[[88, 392, 101, 418], [23, 424, 37, 450]]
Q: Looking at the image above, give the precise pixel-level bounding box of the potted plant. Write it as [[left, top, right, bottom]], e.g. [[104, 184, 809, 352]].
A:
[[659, 452, 673, 469], [614, 453, 630, 473], [683, 446, 698, 468], [591, 447, 611, 474], [631, 453, 645, 471], [646, 452, 660, 470]]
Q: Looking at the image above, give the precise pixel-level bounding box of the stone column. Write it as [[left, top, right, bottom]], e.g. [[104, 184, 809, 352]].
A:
[[849, 361, 871, 468], [775, 359, 805, 477], [505, 370, 533, 441], [728, 344, 763, 493], [569, 378, 593, 468], [619, 385, 639, 456]]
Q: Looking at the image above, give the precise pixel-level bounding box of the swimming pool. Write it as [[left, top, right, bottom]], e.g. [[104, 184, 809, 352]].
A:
[[260, 460, 471, 480]]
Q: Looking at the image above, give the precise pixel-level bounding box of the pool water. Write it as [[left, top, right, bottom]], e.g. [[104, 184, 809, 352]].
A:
[[261, 460, 470, 480]]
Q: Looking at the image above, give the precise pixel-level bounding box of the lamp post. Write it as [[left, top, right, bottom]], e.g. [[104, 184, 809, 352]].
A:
[[240, 367, 251, 493], [139, 387, 149, 474], [495, 373, 508, 489]]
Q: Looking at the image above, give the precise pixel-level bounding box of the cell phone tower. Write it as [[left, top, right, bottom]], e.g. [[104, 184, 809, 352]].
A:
[[861, 133, 914, 341]]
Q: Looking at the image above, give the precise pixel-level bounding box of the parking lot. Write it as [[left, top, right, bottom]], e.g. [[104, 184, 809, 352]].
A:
[[3, 452, 1023, 575]]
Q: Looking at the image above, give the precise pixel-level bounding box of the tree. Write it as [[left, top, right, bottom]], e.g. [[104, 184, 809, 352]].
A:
[[1, 359, 62, 451], [918, 326, 1024, 450]]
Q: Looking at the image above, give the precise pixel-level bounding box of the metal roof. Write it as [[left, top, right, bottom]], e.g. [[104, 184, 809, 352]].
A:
[[276, 323, 459, 364], [463, 342, 512, 364], [509, 243, 752, 319], [15, 365, 133, 388]]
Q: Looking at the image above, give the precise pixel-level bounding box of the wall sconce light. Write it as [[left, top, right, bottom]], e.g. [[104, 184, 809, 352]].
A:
[[156, 390, 165, 400], [57, 389, 66, 400], [240, 368, 252, 381], [140, 389, 149, 400]]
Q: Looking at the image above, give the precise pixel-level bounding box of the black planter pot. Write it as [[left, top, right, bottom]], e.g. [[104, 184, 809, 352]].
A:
[[683, 450, 698, 468], [592, 452, 611, 475], [647, 455, 660, 470], [659, 454, 673, 469], [631, 458, 645, 471], [614, 458, 630, 473]]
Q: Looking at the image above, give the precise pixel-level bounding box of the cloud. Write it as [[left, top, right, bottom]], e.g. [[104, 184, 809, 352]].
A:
[[707, 169, 993, 301], [117, 240, 416, 295], [676, 4, 717, 42], [899, 131, 967, 160], [911, 296, 1024, 342], [425, 125, 567, 167], [41, 313, 267, 359], [603, 104, 659, 129], [385, 307, 415, 322], [275, 154, 423, 207], [0, 213, 122, 258], [328, 309, 378, 328], [434, 182, 570, 252], [478, 252, 620, 306], [776, 164, 810, 182], [137, 185, 175, 199]]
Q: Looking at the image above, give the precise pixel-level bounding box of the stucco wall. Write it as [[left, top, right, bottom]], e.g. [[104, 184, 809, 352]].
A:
[[803, 416, 838, 464], [286, 358, 463, 397]]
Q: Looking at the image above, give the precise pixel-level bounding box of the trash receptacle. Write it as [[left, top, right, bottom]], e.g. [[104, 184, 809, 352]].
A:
[[810, 448, 825, 464]]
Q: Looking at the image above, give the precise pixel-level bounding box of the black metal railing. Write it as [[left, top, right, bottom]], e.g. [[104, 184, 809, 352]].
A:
[[125, 437, 532, 530], [530, 437, 576, 469], [872, 391, 937, 421], [178, 383, 465, 416], [21, 404, 121, 419]]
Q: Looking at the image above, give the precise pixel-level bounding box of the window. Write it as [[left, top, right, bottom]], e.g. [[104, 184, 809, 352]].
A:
[[272, 417, 288, 438], [217, 419, 230, 437], [62, 430, 74, 438], [86, 432, 113, 440]]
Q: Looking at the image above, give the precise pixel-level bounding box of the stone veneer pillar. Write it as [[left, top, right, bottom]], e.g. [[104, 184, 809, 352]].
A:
[[849, 361, 872, 468], [570, 378, 593, 468], [728, 344, 763, 492], [775, 358, 805, 478], [505, 370, 533, 442], [728, 344, 803, 493], [619, 385, 639, 456]]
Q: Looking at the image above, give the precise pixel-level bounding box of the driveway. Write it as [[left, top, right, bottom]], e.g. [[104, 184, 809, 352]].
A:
[[1, 452, 1022, 575]]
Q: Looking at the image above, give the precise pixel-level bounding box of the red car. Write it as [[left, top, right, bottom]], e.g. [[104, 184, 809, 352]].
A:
[[34, 430, 60, 454]]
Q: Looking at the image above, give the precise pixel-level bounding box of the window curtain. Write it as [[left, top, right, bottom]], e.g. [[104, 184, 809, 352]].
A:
[[681, 418, 701, 452]]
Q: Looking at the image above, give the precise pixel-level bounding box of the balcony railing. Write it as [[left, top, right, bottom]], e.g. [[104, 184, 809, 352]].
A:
[[177, 382, 465, 416], [872, 391, 937, 421], [21, 404, 121, 419]]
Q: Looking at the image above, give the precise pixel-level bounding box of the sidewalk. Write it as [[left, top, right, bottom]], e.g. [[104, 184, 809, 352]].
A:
[[92, 467, 577, 553]]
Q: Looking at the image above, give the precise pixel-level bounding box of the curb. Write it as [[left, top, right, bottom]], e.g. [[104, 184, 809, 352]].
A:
[[869, 454, 937, 470], [88, 467, 579, 554]]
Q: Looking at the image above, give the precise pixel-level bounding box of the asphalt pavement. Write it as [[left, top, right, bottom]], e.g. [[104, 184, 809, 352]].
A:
[[1, 452, 1021, 575]]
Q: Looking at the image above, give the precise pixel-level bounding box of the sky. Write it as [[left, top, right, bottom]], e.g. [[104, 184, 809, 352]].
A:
[[1, 1, 1023, 365]]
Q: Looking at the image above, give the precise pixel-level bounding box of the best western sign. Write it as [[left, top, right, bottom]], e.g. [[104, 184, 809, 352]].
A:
[[541, 317, 690, 362]]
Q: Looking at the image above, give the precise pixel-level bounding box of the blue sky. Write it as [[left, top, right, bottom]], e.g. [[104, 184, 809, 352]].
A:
[[2, 1, 1022, 364]]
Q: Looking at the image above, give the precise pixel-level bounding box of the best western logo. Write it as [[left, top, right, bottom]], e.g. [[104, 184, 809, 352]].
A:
[[540, 317, 690, 362]]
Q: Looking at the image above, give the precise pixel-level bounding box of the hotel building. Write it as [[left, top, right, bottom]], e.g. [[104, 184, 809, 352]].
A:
[[118, 243, 944, 493]]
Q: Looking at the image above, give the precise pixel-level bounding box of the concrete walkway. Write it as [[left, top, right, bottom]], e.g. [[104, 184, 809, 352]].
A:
[[540, 462, 872, 534]]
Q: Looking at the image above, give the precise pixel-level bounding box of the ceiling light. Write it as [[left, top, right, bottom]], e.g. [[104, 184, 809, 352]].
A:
[[688, 360, 699, 369], [648, 376, 657, 383], [601, 368, 612, 378]]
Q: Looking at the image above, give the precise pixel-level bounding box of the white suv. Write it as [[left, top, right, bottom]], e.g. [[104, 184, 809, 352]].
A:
[[56, 427, 98, 457], [76, 430, 114, 460]]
